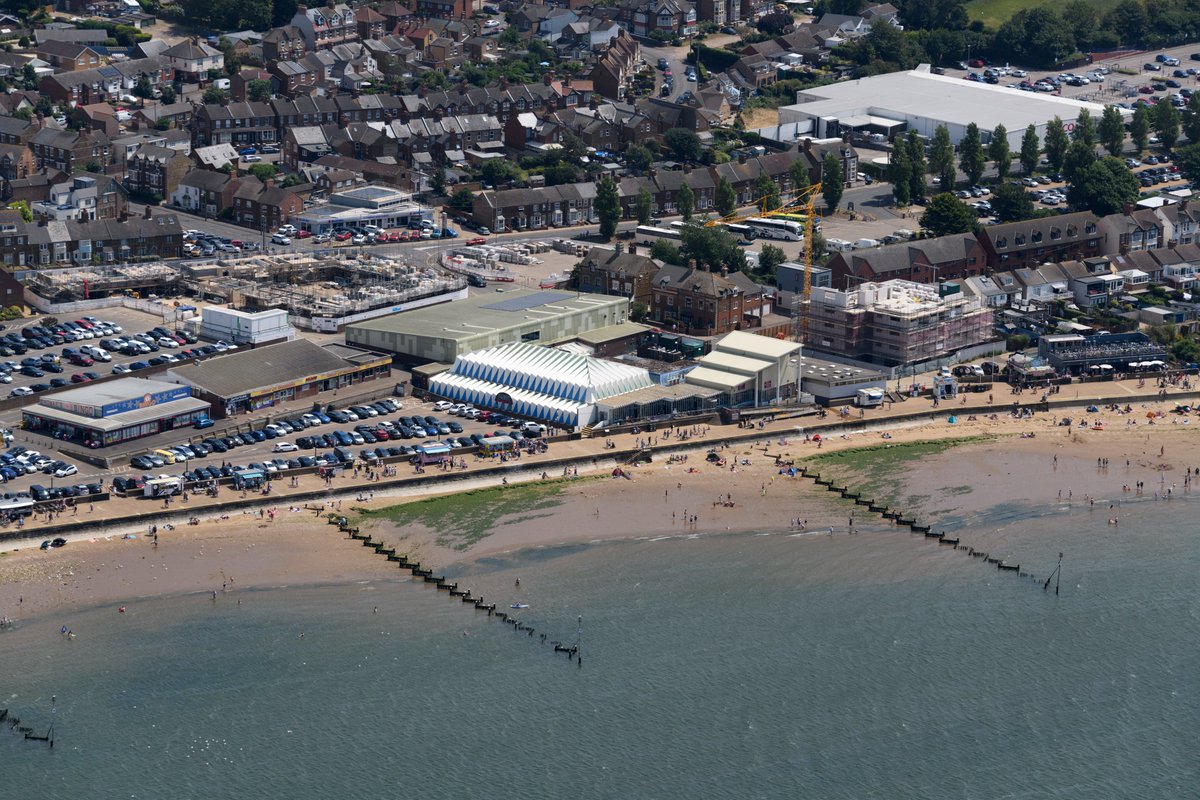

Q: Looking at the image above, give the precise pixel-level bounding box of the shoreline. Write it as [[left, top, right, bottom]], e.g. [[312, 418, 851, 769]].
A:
[[4, 390, 1199, 621]]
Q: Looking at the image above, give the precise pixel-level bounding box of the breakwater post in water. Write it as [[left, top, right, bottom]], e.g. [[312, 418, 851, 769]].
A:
[[798, 465, 1056, 593], [336, 522, 578, 662]]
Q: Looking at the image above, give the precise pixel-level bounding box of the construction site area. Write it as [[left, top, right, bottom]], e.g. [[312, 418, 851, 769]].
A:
[[806, 280, 996, 367], [25, 263, 183, 305]]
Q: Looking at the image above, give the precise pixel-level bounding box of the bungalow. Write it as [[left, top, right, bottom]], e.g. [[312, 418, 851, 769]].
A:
[[35, 40, 101, 72]]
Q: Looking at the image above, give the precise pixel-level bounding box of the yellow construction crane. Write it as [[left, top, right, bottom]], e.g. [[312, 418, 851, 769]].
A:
[[703, 182, 820, 344]]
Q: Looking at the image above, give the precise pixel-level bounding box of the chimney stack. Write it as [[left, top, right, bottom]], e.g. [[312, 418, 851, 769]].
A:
[[144, 205, 153, 220], [688, 259, 697, 270], [720, 265, 728, 278], [628, 243, 636, 255], [802, 138, 812, 152], [614, 242, 623, 254]]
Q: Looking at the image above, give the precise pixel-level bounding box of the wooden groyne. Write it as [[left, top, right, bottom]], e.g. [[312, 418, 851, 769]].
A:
[[795, 468, 1044, 589], [333, 517, 580, 664]]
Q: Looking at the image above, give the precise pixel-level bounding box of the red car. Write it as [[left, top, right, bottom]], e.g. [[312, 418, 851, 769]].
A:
[[388, 231, 402, 242], [334, 231, 353, 241], [295, 229, 312, 239], [406, 230, 421, 241], [467, 237, 487, 246], [70, 373, 91, 383]]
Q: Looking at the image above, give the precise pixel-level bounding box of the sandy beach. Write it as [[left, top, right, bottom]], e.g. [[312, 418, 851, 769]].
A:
[[3, 391, 1198, 622]]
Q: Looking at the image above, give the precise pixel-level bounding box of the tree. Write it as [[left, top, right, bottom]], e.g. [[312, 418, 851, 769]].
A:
[[159, 85, 176, 105], [680, 224, 746, 272], [1099, 105, 1126, 157], [448, 187, 474, 213], [1186, 92, 1200, 145], [1007, 333, 1031, 352], [678, 182, 695, 221], [635, 188, 652, 225], [132, 74, 153, 100], [990, 183, 1036, 223], [1147, 323, 1178, 347], [905, 130, 926, 202], [929, 124, 955, 190], [1073, 108, 1097, 148], [757, 244, 787, 279], [202, 86, 229, 105], [6, 200, 32, 223], [1173, 143, 1200, 183], [430, 167, 446, 196], [754, 172, 780, 211], [1044, 117, 1069, 171], [1067, 156, 1139, 216], [959, 122, 986, 186], [790, 158, 810, 195], [247, 78, 271, 103], [715, 176, 737, 216], [248, 163, 278, 182], [480, 158, 520, 187], [625, 144, 653, 174], [890, 142, 911, 206], [1063, 139, 1097, 184], [543, 161, 579, 186], [1103, 0, 1147, 46], [21, 63, 35, 90], [989, 124, 1011, 181], [630, 301, 648, 323], [756, 10, 794, 36], [993, 7, 1076, 69], [664, 128, 702, 163], [596, 175, 620, 240], [1019, 124, 1040, 176], [1130, 104, 1151, 153], [1154, 100, 1182, 152], [919, 192, 977, 236], [650, 239, 681, 264], [821, 152, 844, 212]]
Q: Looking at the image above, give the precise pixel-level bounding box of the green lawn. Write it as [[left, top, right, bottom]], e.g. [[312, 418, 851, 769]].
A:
[[966, 0, 1121, 30]]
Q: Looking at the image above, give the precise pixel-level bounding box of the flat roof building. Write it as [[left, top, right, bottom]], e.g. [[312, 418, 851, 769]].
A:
[[346, 288, 630, 365], [291, 185, 433, 234], [685, 330, 802, 406], [778, 67, 1127, 149], [166, 339, 392, 416], [22, 378, 211, 447]]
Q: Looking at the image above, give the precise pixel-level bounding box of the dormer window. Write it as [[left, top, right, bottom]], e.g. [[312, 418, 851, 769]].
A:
[[1051, 227, 1062, 240], [1032, 231, 1042, 243], [1015, 234, 1026, 245], [996, 237, 1007, 248], [1085, 222, 1096, 233]]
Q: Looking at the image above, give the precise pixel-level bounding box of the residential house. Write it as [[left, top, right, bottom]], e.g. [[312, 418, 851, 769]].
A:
[[282, 125, 334, 169], [576, 243, 659, 306], [262, 25, 308, 63], [590, 31, 641, 101], [313, 168, 362, 196], [191, 143, 242, 171], [415, 0, 481, 19], [977, 212, 1104, 270], [826, 234, 986, 288], [72, 103, 120, 138], [0, 115, 37, 147], [34, 28, 110, 46], [1, 208, 184, 267], [472, 182, 597, 231], [695, 0, 740, 27], [291, 3, 359, 51], [618, 0, 698, 39], [514, 5, 580, 41], [231, 68, 272, 103], [648, 263, 765, 337], [271, 60, 317, 97], [0, 143, 35, 181], [377, 1, 414, 31], [162, 40, 224, 82], [559, 16, 625, 51], [29, 127, 111, 174], [464, 35, 499, 62], [126, 143, 191, 201], [132, 101, 194, 131], [1154, 199, 1200, 246], [171, 168, 238, 217], [355, 6, 387, 40], [33, 173, 126, 221], [39, 56, 172, 106], [232, 176, 304, 231], [192, 102, 277, 147], [314, 154, 408, 187], [1098, 205, 1164, 255], [35, 40, 101, 72]]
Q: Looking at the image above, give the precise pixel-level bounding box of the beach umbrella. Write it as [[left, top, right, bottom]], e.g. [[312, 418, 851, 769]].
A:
[[1099, 364, 1113, 369]]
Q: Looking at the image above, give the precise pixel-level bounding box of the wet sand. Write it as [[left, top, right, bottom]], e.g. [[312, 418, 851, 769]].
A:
[[3, 396, 1197, 620]]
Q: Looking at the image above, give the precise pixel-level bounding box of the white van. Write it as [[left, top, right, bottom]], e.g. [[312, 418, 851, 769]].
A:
[[825, 238, 853, 253], [854, 238, 880, 249]]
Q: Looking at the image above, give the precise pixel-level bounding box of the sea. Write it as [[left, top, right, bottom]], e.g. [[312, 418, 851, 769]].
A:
[[2, 487, 1196, 799]]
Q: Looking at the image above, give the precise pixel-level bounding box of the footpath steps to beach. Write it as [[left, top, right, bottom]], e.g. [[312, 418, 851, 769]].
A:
[[320, 509, 584, 666], [780, 462, 1057, 592]]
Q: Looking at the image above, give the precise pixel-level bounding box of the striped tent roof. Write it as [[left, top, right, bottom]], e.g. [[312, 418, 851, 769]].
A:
[[450, 342, 652, 405]]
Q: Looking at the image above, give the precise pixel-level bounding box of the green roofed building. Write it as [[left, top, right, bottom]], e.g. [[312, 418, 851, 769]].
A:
[[345, 288, 630, 366]]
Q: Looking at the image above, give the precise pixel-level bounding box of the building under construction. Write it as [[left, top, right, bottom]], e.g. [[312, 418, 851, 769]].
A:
[[25, 263, 183, 305], [806, 280, 995, 367], [179, 252, 466, 332]]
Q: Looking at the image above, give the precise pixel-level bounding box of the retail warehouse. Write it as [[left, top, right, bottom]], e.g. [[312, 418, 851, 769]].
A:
[[778, 67, 1125, 149], [346, 288, 630, 365], [22, 378, 212, 447], [166, 339, 392, 416]]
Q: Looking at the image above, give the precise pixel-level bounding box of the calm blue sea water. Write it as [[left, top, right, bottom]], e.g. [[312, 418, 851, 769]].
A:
[[2, 497, 1196, 799]]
